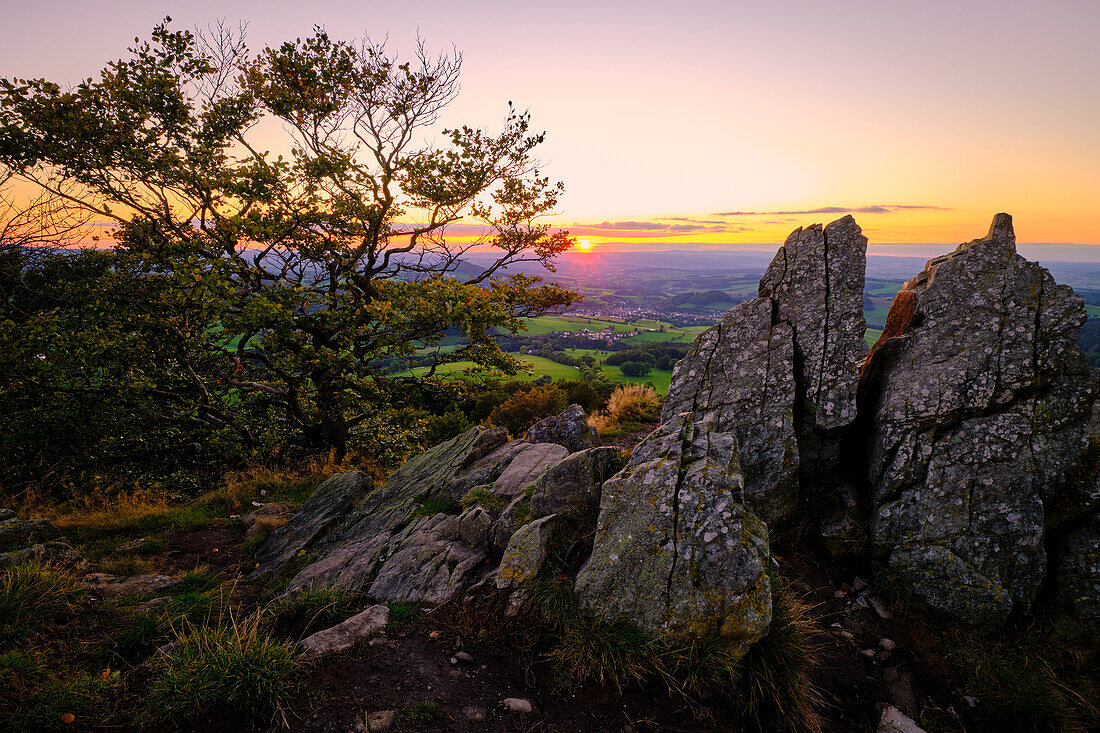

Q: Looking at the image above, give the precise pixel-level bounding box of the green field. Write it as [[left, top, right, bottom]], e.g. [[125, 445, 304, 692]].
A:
[[409, 354, 581, 381], [601, 364, 674, 393]]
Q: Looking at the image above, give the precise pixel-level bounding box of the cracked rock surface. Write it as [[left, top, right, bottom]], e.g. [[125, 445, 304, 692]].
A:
[[862, 214, 1096, 625], [759, 215, 868, 473], [575, 414, 771, 651]]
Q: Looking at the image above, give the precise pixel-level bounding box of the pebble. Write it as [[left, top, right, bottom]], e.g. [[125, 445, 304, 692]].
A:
[[883, 667, 900, 683], [502, 697, 533, 713], [869, 596, 893, 619], [455, 651, 474, 663], [880, 638, 896, 651], [840, 630, 854, 640], [853, 576, 868, 591], [860, 649, 877, 659], [463, 706, 487, 722], [366, 710, 395, 732], [834, 590, 846, 598]]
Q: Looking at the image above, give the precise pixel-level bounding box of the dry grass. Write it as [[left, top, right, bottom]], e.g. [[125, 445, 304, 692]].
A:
[[605, 384, 661, 424], [587, 411, 620, 435]]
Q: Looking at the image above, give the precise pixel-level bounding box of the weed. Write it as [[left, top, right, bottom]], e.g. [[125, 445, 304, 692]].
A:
[[0, 561, 85, 640], [460, 486, 509, 511], [551, 615, 655, 689], [588, 411, 620, 435], [737, 580, 823, 733], [387, 602, 420, 628], [147, 614, 303, 728], [413, 496, 460, 517], [263, 588, 358, 640], [403, 700, 440, 722]]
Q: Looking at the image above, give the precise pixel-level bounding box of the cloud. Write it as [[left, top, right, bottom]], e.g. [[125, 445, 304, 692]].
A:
[[563, 220, 753, 237], [713, 204, 950, 216]]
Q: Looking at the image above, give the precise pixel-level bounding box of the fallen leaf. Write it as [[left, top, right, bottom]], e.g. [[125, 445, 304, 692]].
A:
[[60, 713, 75, 724]]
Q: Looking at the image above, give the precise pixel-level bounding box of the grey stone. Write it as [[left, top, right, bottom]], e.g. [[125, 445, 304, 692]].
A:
[[576, 414, 771, 651], [501, 698, 533, 713], [252, 471, 373, 576], [490, 442, 568, 496], [662, 297, 799, 525], [863, 214, 1096, 625], [0, 508, 15, 521], [463, 706, 487, 722], [0, 540, 82, 568], [300, 604, 389, 658], [365, 709, 395, 732], [878, 705, 926, 733], [83, 572, 176, 598], [759, 215, 867, 471], [496, 514, 560, 589], [525, 403, 599, 452], [0, 517, 61, 552], [529, 446, 616, 518]]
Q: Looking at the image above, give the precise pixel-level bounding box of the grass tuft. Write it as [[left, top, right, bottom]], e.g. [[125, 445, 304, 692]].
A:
[[262, 588, 358, 641], [0, 561, 85, 640], [147, 613, 303, 728]]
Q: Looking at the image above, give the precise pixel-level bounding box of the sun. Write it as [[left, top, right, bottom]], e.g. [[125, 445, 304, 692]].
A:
[[574, 238, 594, 251]]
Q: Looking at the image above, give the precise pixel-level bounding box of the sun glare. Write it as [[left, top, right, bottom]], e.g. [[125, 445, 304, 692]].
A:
[[575, 238, 594, 251]]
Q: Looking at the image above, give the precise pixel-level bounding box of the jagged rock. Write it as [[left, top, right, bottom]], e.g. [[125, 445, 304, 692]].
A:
[[662, 298, 799, 525], [287, 426, 572, 598], [0, 540, 83, 568], [252, 471, 373, 576], [759, 215, 868, 471], [524, 403, 599, 453], [241, 502, 297, 538], [496, 514, 560, 589], [366, 508, 490, 603], [0, 508, 15, 521], [299, 604, 389, 658], [862, 214, 1096, 625], [1052, 514, 1100, 640], [529, 446, 615, 517], [0, 516, 62, 552], [576, 414, 771, 650]]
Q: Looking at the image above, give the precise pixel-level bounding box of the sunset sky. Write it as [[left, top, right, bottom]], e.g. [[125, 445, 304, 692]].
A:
[[3, 0, 1099, 255]]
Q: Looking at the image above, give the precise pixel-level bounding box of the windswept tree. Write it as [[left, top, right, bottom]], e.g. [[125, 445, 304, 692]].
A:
[[0, 20, 577, 461]]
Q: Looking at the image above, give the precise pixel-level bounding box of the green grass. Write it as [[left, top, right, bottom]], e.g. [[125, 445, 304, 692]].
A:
[[601, 364, 673, 394], [864, 327, 883, 347], [262, 588, 359, 641], [147, 616, 303, 728], [0, 562, 86, 640]]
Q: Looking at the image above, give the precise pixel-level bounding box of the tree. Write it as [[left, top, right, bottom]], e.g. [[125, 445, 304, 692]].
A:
[[0, 20, 577, 460], [619, 361, 652, 377]]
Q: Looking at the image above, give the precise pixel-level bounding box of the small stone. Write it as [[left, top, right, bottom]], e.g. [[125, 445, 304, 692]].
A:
[[834, 590, 846, 599], [860, 649, 877, 659], [135, 596, 172, 611], [463, 706, 487, 722], [455, 651, 474, 663], [883, 667, 900, 683], [839, 631, 854, 640], [366, 710, 395, 732], [869, 596, 893, 619], [853, 577, 868, 591], [501, 697, 533, 713], [450, 656, 458, 665], [880, 638, 896, 651], [878, 704, 926, 733], [300, 605, 389, 658], [877, 650, 891, 662]]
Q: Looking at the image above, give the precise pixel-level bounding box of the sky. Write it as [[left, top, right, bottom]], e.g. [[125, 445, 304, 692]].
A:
[[2, 0, 1099, 257]]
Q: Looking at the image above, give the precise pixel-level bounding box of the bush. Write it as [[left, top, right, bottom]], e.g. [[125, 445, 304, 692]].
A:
[[147, 615, 303, 727], [0, 562, 85, 640], [488, 384, 569, 435], [552, 615, 656, 689], [606, 384, 661, 424]]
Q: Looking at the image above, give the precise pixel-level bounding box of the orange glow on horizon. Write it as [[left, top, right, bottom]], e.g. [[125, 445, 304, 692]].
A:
[[573, 238, 594, 251]]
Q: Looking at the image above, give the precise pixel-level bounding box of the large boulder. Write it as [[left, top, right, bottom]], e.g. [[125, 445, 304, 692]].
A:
[[252, 471, 373, 576], [758, 215, 868, 472], [576, 414, 772, 651], [662, 297, 799, 525], [862, 214, 1096, 625], [1051, 514, 1100, 641]]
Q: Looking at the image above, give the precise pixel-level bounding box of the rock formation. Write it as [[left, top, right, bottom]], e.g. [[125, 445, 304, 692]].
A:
[[575, 414, 772, 649], [861, 214, 1097, 625], [759, 215, 868, 472]]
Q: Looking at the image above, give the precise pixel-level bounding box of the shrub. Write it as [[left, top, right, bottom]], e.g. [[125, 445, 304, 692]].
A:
[[488, 384, 569, 435], [587, 411, 620, 436], [413, 496, 461, 517], [147, 615, 303, 727], [460, 486, 510, 511], [102, 613, 170, 667], [605, 384, 660, 424], [551, 615, 656, 689], [263, 588, 358, 641], [619, 361, 652, 377], [0, 561, 85, 639]]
